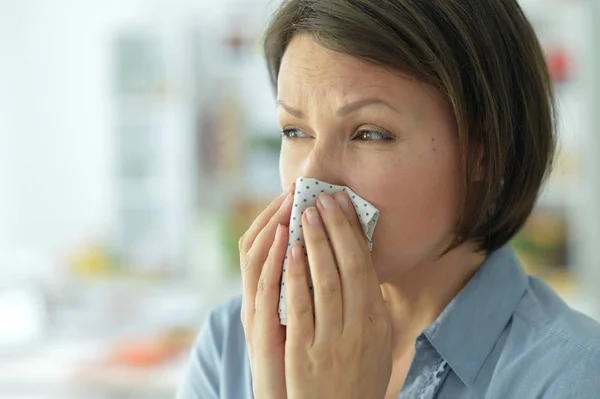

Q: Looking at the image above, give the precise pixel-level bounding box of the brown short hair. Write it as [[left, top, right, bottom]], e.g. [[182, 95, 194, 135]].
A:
[[263, 0, 557, 253]]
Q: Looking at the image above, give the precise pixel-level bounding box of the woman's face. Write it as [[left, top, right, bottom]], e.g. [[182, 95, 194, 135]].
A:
[[277, 35, 462, 283]]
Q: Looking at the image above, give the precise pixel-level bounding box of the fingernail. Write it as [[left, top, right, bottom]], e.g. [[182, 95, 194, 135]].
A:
[[275, 224, 283, 239], [319, 193, 336, 210], [292, 245, 302, 260], [334, 192, 350, 211], [305, 207, 321, 226]]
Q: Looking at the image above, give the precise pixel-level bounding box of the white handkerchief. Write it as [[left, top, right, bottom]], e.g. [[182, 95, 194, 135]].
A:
[[278, 177, 380, 325]]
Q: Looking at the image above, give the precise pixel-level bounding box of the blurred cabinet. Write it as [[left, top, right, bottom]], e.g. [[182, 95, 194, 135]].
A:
[[112, 31, 196, 277]]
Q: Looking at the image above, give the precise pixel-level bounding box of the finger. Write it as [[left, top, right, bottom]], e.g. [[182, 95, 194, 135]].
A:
[[239, 182, 295, 254], [333, 192, 385, 311], [241, 192, 294, 328], [285, 243, 315, 347], [254, 223, 288, 345], [333, 191, 370, 253], [302, 206, 343, 343], [245, 192, 295, 281], [317, 193, 381, 330], [252, 224, 288, 396]]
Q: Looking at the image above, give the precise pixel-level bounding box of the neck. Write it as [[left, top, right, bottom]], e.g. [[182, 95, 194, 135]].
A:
[[381, 243, 486, 360]]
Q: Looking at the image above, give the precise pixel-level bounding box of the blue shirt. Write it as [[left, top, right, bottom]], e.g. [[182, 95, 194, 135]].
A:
[[176, 246, 600, 398]]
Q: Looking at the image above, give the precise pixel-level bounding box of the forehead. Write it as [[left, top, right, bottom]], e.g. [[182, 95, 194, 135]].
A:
[[277, 35, 450, 122], [278, 35, 401, 100]]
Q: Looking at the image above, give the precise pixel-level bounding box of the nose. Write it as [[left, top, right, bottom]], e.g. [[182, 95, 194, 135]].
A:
[[301, 141, 345, 186]]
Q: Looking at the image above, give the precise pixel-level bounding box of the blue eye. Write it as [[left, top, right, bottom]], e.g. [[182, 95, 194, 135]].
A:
[[281, 129, 309, 139], [356, 129, 394, 142]]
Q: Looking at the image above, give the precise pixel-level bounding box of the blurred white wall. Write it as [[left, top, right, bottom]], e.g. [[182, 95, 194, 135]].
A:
[[0, 0, 272, 277], [0, 0, 144, 274]]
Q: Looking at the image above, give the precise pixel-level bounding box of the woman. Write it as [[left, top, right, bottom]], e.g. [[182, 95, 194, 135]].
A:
[[178, 1, 600, 398]]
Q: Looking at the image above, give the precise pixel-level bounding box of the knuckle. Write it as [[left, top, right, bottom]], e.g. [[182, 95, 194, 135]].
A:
[[256, 274, 272, 295], [239, 248, 254, 276], [291, 295, 313, 319], [309, 346, 334, 368], [346, 253, 368, 278], [315, 278, 339, 299], [255, 277, 269, 302], [254, 283, 276, 315], [368, 310, 391, 339], [328, 212, 346, 229], [239, 258, 249, 276]]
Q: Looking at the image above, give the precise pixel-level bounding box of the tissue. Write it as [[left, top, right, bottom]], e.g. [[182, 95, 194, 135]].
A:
[[278, 177, 379, 325]]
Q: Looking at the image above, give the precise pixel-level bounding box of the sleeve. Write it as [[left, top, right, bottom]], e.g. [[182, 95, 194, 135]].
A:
[[175, 307, 226, 399], [543, 351, 600, 399]]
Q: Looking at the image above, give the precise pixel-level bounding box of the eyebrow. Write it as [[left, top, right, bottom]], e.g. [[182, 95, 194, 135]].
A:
[[277, 97, 398, 118], [277, 100, 304, 118]]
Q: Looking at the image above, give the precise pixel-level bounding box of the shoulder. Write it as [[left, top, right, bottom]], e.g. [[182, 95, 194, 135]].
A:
[[204, 295, 244, 338], [543, 349, 600, 398], [497, 276, 600, 397], [514, 276, 600, 354], [176, 295, 248, 399], [197, 295, 246, 359]]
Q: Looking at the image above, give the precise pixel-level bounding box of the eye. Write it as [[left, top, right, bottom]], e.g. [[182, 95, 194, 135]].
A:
[[354, 128, 395, 142], [281, 128, 310, 139]]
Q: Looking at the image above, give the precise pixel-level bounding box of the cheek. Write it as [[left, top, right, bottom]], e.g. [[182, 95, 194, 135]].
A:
[[279, 144, 305, 189], [369, 142, 462, 269], [405, 155, 460, 231]]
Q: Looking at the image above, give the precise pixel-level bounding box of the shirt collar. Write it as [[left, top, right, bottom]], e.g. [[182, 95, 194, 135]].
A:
[[421, 245, 528, 387]]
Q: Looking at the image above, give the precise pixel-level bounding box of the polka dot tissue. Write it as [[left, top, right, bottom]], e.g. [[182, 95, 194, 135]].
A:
[[278, 177, 380, 325]]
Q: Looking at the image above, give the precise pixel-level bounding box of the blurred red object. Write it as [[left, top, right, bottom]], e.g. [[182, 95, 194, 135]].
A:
[[107, 329, 195, 368], [109, 340, 179, 368], [546, 46, 573, 83]]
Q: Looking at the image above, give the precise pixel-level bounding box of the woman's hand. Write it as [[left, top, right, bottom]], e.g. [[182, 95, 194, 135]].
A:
[[240, 187, 392, 399], [284, 192, 393, 399], [239, 185, 294, 399]]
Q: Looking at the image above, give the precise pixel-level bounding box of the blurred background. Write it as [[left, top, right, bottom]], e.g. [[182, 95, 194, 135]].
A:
[[0, 0, 599, 397]]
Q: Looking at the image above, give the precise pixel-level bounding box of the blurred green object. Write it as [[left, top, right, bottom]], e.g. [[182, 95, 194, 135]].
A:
[[221, 197, 271, 275], [222, 211, 243, 275], [511, 208, 567, 270]]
